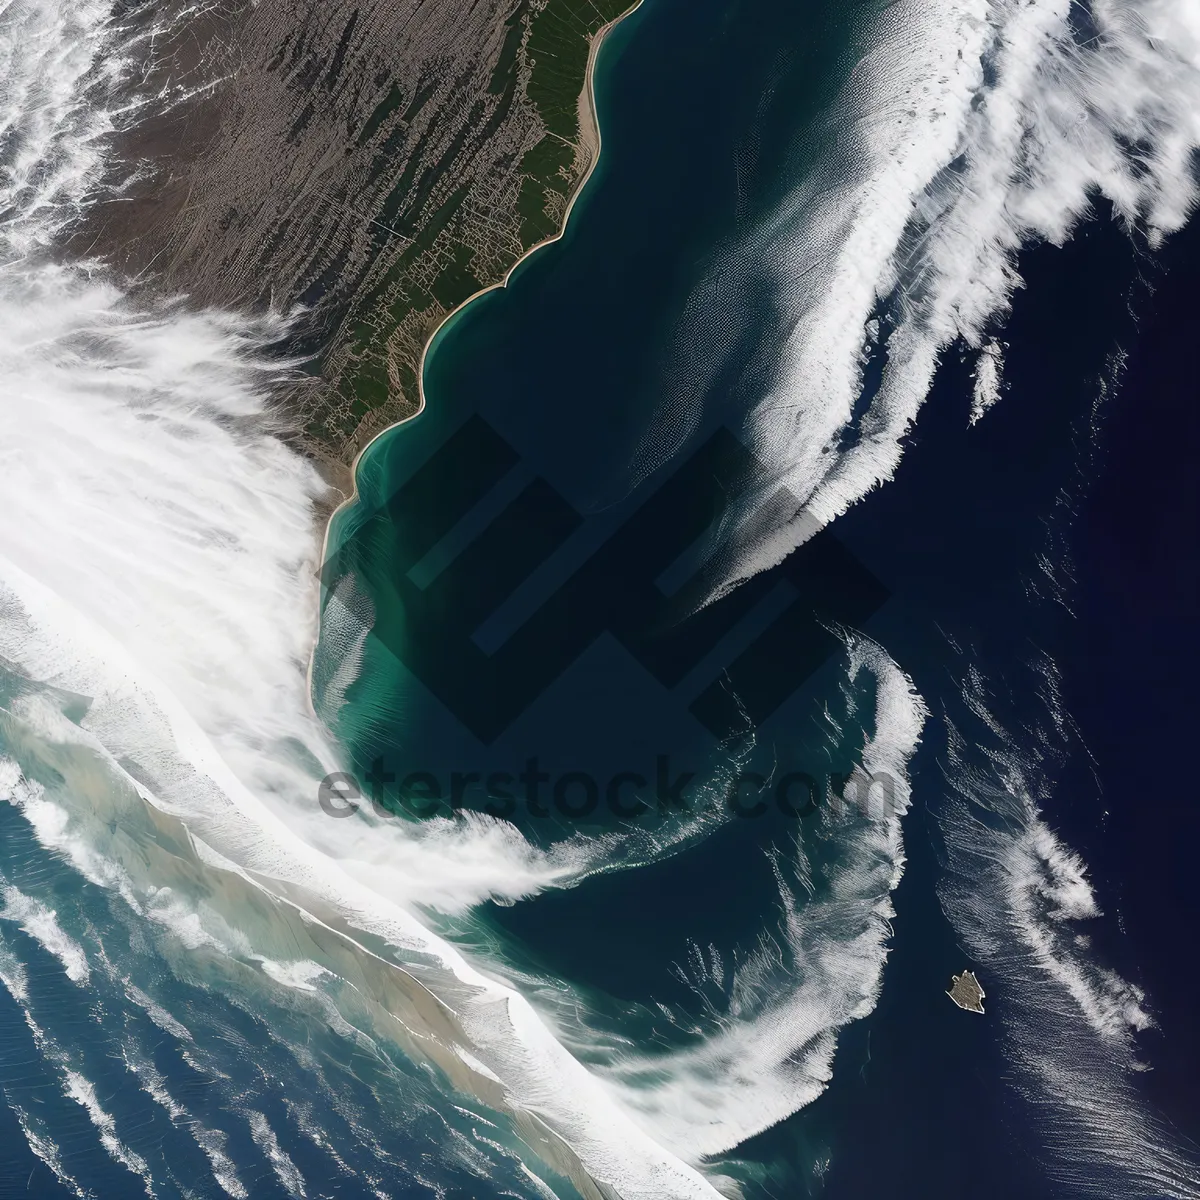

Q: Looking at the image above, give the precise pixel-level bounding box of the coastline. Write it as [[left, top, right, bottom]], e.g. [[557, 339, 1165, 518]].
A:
[[290, 11, 684, 1184], [307, 0, 645, 704]]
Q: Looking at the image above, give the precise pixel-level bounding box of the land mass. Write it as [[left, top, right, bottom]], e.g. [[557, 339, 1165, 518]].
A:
[[76, 0, 637, 466], [947, 969, 986, 1014]]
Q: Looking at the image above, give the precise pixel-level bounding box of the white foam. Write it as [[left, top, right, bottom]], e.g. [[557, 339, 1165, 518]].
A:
[[519, 1162, 563, 1200], [6, 1101, 89, 1199], [651, 0, 1200, 587], [120, 982, 194, 1042], [970, 340, 1004, 425], [283, 1098, 357, 1181], [0, 928, 30, 1002], [247, 1111, 308, 1199], [122, 1042, 199, 1137], [939, 664, 1200, 1196], [1006, 812, 1155, 1044], [2, 705, 721, 1195], [63, 1069, 154, 1192], [194, 1128, 250, 1200], [0, 884, 90, 984], [257, 958, 327, 992], [587, 638, 927, 1159], [192, 1127, 250, 1200], [0, 753, 145, 910], [0, 932, 172, 1193]]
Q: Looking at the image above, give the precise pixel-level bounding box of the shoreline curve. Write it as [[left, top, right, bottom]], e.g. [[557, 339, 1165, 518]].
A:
[[310, 0, 646, 668]]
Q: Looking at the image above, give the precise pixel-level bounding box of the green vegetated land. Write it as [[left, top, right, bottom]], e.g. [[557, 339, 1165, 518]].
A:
[[311, 0, 633, 458]]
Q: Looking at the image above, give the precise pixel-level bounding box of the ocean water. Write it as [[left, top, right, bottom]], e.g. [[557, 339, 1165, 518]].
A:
[[3, 0, 1200, 1196]]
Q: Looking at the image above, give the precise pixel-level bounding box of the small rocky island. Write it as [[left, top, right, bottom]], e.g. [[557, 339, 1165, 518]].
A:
[[947, 970, 986, 1014]]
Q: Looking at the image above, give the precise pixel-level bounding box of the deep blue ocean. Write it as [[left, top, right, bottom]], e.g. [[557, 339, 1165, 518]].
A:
[[2, 0, 1199, 1195]]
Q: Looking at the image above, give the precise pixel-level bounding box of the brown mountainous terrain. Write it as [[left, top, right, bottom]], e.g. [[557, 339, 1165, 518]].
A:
[[78, 0, 634, 465]]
